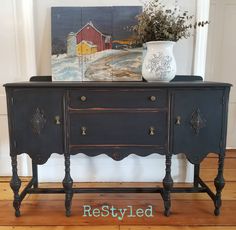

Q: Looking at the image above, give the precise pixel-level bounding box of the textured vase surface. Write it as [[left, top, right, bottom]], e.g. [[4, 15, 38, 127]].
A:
[[142, 41, 176, 82]]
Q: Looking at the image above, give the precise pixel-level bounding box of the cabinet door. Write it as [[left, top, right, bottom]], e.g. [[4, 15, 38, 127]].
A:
[[10, 89, 64, 164], [171, 89, 225, 164]]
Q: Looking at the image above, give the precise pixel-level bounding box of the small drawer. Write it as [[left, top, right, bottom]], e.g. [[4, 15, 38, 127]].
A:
[[69, 111, 167, 147], [69, 89, 167, 109]]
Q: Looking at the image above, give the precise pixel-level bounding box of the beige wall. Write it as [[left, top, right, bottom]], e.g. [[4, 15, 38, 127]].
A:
[[34, 0, 195, 76], [205, 0, 236, 148], [0, 1, 19, 176], [0, 0, 33, 176]]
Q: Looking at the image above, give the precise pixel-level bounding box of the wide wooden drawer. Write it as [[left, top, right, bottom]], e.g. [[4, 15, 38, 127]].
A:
[[69, 111, 167, 147], [68, 89, 167, 109]]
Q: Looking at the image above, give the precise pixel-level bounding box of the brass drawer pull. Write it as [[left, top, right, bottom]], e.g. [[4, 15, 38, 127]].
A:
[[149, 126, 156, 136], [81, 126, 87, 136], [80, 96, 87, 102], [176, 116, 181, 125], [54, 116, 61, 125], [150, 96, 157, 102]]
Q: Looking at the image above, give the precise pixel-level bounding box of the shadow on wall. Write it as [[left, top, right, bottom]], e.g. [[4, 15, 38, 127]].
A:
[[174, 153, 188, 182], [37, 153, 190, 183]]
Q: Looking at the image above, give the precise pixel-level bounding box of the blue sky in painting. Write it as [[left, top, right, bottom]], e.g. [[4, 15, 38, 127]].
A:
[[51, 6, 142, 53]]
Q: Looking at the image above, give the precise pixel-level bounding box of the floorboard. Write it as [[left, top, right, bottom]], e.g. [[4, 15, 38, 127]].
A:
[[121, 227, 236, 230], [1, 191, 236, 226], [0, 227, 119, 230]]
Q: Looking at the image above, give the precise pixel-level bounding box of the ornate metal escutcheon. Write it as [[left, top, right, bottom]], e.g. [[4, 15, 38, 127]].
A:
[[31, 108, 47, 135], [190, 108, 206, 135]]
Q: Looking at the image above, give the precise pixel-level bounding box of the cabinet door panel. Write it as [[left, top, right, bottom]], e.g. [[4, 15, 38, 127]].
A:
[[11, 89, 64, 163], [171, 89, 224, 164]]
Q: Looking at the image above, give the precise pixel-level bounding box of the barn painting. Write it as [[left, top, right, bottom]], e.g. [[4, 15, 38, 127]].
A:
[[51, 6, 143, 81], [76, 21, 112, 54]]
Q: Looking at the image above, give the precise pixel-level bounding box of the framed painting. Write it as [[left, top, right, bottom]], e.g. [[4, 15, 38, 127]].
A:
[[51, 6, 143, 81]]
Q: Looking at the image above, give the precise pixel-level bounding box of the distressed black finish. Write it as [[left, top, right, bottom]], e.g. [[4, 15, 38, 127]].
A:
[[10, 155, 21, 217], [69, 111, 167, 146], [163, 153, 173, 216], [63, 154, 73, 217], [4, 80, 231, 217], [69, 89, 168, 109], [170, 89, 227, 164], [214, 154, 225, 216], [7, 89, 64, 164]]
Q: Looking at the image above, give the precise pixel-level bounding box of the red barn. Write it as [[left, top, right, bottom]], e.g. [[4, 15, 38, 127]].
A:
[[76, 21, 112, 52]]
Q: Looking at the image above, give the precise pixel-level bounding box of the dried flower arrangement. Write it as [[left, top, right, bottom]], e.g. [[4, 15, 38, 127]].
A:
[[132, 0, 209, 44]]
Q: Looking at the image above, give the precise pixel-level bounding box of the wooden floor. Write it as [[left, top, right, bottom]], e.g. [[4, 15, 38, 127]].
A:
[[0, 150, 236, 230]]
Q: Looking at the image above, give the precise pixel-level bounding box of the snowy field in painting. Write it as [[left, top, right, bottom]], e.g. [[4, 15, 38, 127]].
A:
[[51, 49, 143, 81]]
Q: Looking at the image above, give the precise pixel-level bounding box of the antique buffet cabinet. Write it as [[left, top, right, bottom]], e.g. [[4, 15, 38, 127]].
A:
[[4, 78, 231, 217]]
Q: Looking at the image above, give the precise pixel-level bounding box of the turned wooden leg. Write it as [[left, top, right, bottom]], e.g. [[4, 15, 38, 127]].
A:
[[214, 153, 225, 216], [10, 155, 22, 217], [63, 154, 73, 217], [194, 164, 200, 188], [32, 162, 38, 189], [162, 153, 173, 216]]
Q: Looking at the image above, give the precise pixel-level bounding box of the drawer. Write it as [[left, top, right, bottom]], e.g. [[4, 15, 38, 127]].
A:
[[69, 89, 167, 109], [69, 111, 167, 147]]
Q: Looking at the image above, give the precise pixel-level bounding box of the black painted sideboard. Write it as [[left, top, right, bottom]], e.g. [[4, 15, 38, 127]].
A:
[[4, 81, 231, 217]]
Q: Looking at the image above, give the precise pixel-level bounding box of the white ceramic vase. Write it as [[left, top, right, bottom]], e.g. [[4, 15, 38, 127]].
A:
[[142, 41, 176, 82]]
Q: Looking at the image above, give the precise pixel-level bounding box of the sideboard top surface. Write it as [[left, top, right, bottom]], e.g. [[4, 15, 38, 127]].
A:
[[3, 81, 232, 88]]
